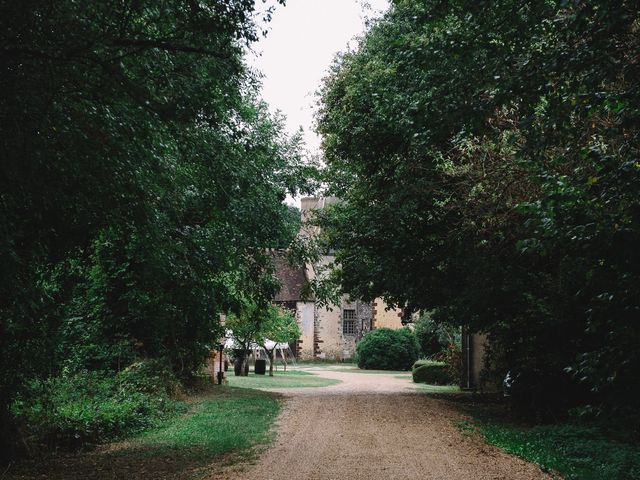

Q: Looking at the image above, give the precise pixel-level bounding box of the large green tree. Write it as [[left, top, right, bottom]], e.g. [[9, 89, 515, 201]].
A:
[[0, 0, 311, 456], [316, 0, 640, 416]]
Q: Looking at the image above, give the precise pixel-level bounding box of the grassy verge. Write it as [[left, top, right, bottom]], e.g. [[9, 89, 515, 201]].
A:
[[226, 371, 341, 389], [456, 404, 640, 480], [7, 386, 281, 480], [135, 387, 280, 461], [414, 383, 459, 393], [478, 421, 640, 480]]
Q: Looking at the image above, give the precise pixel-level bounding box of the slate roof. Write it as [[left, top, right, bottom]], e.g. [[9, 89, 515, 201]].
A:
[[271, 252, 312, 302]]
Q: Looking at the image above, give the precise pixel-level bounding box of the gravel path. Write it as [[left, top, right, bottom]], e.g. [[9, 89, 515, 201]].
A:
[[213, 367, 551, 480]]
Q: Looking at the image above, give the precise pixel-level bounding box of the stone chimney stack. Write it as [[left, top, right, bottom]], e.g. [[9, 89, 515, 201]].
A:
[[300, 197, 339, 237]]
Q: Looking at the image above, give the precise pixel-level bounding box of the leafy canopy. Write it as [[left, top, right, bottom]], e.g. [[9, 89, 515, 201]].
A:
[[316, 0, 640, 415]]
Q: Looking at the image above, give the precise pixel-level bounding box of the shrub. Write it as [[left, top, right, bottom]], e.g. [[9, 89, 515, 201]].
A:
[[439, 343, 462, 386], [356, 327, 419, 371], [412, 361, 454, 385], [11, 361, 184, 449], [413, 313, 444, 357], [413, 359, 436, 369]]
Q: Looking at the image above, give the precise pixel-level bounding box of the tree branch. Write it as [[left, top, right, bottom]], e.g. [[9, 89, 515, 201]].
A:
[[111, 39, 230, 58]]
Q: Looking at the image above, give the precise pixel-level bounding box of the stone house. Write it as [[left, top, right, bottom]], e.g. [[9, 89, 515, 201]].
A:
[[273, 197, 404, 361]]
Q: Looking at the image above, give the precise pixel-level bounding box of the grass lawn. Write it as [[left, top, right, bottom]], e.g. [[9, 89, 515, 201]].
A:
[[307, 364, 410, 375], [134, 386, 280, 461], [226, 370, 341, 389]]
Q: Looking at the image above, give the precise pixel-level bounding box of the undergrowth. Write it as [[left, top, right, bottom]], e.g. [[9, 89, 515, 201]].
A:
[[465, 410, 640, 480], [10, 360, 185, 450]]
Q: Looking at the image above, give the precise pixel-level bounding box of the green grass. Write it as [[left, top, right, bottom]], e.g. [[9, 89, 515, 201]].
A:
[[8, 386, 282, 480], [264, 369, 313, 375], [414, 383, 459, 393], [133, 387, 280, 462], [476, 421, 640, 480], [316, 364, 409, 374], [226, 371, 341, 389], [296, 358, 356, 366]]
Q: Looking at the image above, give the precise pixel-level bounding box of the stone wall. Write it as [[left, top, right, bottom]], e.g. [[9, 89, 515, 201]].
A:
[[297, 301, 315, 360], [372, 297, 404, 329], [312, 298, 373, 361]]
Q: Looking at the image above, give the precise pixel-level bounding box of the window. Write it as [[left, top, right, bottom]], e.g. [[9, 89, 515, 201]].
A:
[[361, 318, 371, 332], [342, 309, 356, 335]]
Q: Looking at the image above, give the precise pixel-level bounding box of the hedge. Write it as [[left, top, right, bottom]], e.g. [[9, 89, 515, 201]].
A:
[[412, 361, 454, 385]]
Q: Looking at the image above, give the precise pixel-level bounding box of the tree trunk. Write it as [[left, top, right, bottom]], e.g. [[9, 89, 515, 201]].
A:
[[268, 349, 274, 377], [234, 349, 249, 376], [233, 355, 243, 376]]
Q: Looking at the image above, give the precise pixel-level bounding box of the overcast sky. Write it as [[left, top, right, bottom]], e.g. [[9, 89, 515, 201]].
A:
[[248, 0, 390, 155]]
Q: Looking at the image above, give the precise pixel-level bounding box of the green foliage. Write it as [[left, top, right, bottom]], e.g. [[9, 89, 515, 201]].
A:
[[413, 312, 447, 357], [412, 362, 453, 385], [227, 303, 301, 376], [226, 301, 267, 351], [275, 206, 303, 249], [5, 386, 281, 479], [356, 328, 419, 371], [412, 359, 438, 370], [0, 0, 312, 457], [481, 422, 640, 480], [11, 361, 184, 449], [259, 305, 301, 346], [439, 343, 463, 387], [257, 305, 301, 376], [316, 0, 640, 415]]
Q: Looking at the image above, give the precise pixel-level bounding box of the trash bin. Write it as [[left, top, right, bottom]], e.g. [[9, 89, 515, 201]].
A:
[[254, 359, 266, 375]]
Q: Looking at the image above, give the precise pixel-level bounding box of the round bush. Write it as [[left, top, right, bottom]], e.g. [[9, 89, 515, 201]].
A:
[[412, 362, 453, 385], [356, 327, 419, 371]]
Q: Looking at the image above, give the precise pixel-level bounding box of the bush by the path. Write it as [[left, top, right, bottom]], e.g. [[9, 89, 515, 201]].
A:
[[356, 328, 419, 371], [11, 361, 184, 449], [412, 361, 453, 385]]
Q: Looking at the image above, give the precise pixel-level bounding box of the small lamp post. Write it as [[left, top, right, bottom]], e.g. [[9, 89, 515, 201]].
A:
[[217, 342, 225, 385]]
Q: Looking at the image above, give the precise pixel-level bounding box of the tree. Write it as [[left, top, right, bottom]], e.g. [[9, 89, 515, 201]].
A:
[[258, 306, 301, 376], [316, 0, 640, 416], [227, 303, 301, 377], [226, 301, 266, 377], [0, 0, 316, 456]]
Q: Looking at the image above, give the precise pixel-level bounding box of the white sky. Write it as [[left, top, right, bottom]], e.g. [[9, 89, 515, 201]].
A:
[[249, 0, 390, 155]]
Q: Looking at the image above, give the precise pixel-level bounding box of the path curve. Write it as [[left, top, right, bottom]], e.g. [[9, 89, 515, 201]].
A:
[[212, 367, 550, 480]]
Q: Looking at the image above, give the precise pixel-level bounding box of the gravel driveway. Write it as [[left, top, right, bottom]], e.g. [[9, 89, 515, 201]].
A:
[[213, 366, 551, 480]]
